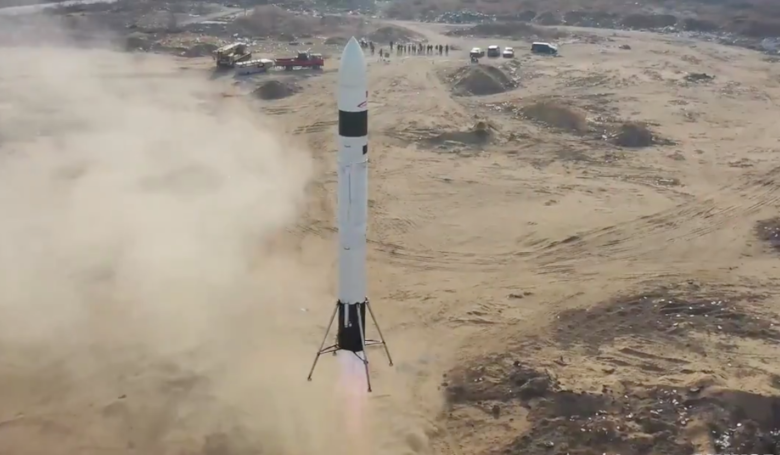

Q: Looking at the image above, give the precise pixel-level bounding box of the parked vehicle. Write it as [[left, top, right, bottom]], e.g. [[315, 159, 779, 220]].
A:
[[213, 43, 252, 68], [531, 42, 558, 55], [274, 50, 324, 71], [502, 47, 515, 58], [234, 58, 275, 76]]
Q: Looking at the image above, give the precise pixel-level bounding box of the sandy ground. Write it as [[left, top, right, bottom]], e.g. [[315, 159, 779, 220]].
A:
[[2, 15, 780, 455]]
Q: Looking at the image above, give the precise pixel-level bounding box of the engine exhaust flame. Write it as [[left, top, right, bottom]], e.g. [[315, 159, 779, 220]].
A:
[[338, 350, 369, 451]]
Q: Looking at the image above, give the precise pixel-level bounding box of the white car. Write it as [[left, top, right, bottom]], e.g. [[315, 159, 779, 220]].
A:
[[502, 47, 514, 58], [470, 47, 484, 58]]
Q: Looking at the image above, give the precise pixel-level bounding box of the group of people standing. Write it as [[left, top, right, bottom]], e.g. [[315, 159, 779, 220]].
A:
[[357, 38, 450, 60], [387, 41, 449, 57]]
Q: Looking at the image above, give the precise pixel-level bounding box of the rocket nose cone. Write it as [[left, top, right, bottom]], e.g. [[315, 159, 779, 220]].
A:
[[339, 36, 367, 88]]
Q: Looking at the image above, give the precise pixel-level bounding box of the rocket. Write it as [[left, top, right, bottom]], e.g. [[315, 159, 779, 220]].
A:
[[307, 37, 393, 392]]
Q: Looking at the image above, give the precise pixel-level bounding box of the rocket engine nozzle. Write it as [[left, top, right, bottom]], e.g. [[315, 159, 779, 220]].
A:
[[337, 301, 367, 353]]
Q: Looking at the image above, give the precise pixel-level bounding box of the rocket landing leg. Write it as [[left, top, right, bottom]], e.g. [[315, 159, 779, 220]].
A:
[[307, 299, 393, 392]]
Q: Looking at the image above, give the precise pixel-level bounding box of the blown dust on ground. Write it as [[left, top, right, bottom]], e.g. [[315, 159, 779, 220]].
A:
[[3, 15, 780, 455]]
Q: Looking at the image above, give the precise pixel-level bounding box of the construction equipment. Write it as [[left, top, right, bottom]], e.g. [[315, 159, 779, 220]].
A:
[[213, 43, 252, 69], [234, 58, 275, 76], [274, 50, 324, 71]]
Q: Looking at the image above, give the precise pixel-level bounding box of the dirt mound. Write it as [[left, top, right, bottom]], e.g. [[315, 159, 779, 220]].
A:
[[252, 80, 300, 100], [685, 72, 715, 83], [612, 122, 664, 148], [448, 65, 516, 96], [367, 25, 421, 43], [446, 21, 566, 40], [521, 101, 588, 133], [323, 36, 348, 45]]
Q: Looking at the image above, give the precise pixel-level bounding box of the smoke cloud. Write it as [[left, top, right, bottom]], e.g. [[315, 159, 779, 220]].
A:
[[0, 21, 349, 455]]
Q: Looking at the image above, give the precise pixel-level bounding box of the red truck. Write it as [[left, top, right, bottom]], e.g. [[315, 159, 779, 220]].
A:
[[275, 51, 324, 71]]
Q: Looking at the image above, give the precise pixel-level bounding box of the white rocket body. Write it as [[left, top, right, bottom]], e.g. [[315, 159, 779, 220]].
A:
[[336, 37, 370, 354], [306, 37, 393, 392]]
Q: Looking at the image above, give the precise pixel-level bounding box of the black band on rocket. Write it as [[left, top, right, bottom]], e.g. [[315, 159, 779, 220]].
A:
[[338, 110, 368, 137], [337, 300, 367, 353]]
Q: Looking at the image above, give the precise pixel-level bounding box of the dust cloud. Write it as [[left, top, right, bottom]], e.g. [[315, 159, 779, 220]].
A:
[[0, 22, 347, 455]]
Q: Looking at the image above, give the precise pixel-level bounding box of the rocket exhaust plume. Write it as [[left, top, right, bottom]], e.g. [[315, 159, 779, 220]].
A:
[[306, 37, 393, 393]]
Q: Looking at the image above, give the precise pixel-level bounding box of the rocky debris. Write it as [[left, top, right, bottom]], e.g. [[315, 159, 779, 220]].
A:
[[444, 288, 780, 455], [554, 287, 780, 349], [755, 218, 780, 252], [446, 65, 516, 97], [447, 358, 780, 455]]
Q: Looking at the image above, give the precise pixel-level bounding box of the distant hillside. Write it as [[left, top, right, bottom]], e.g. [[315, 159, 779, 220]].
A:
[[384, 0, 780, 39]]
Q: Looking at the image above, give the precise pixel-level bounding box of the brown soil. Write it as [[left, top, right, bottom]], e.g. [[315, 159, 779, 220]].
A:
[[447, 65, 516, 96]]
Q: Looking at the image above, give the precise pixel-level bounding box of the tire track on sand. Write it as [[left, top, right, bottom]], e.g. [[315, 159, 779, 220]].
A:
[[534, 165, 780, 264]]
